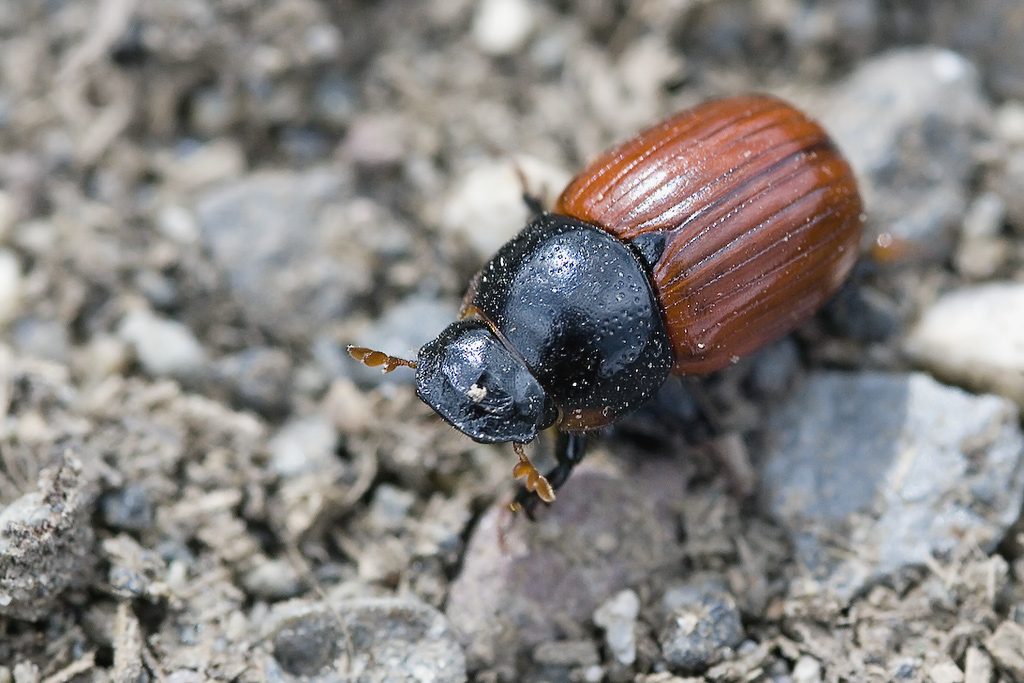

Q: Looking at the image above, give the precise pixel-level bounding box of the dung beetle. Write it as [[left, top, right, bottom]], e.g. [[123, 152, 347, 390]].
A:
[[351, 95, 863, 514]]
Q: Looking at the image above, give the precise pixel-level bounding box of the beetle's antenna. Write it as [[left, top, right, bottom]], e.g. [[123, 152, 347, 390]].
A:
[[510, 442, 554, 506], [348, 346, 418, 373]]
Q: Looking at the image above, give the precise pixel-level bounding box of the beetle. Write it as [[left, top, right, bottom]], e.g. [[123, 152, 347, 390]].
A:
[[350, 95, 864, 514]]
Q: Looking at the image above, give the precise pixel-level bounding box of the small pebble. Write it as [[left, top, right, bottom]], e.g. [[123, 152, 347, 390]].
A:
[[0, 248, 22, 327], [792, 656, 823, 683], [268, 415, 337, 477], [659, 589, 744, 673], [304, 24, 341, 61], [117, 308, 207, 379], [471, 0, 536, 57], [271, 611, 344, 677], [156, 205, 200, 244], [593, 589, 641, 666], [100, 484, 154, 532], [242, 559, 303, 601], [904, 283, 1024, 407]]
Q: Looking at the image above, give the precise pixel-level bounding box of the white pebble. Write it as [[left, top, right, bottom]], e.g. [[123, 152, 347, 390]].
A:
[[905, 283, 1024, 407], [440, 155, 570, 258], [156, 205, 200, 244], [472, 0, 536, 57], [593, 589, 640, 666], [792, 656, 823, 683], [268, 415, 338, 476], [117, 308, 207, 378], [0, 248, 22, 327]]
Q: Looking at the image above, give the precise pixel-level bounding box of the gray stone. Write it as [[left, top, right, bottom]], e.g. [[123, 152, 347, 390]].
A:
[[261, 597, 467, 683], [659, 588, 745, 674], [760, 372, 1024, 600], [100, 484, 154, 532], [194, 170, 369, 343], [0, 452, 96, 621], [823, 48, 990, 257], [446, 464, 679, 671], [904, 283, 1024, 408]]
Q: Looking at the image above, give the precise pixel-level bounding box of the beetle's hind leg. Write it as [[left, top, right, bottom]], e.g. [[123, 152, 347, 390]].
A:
[[512, 433, 587, 519]]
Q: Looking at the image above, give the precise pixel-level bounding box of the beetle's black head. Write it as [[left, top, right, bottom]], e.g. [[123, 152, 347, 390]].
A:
[[416, 319, 557, 444]]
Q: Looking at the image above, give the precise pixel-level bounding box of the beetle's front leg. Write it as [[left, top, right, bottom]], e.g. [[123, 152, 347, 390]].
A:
[[512, 432, 588, 519]]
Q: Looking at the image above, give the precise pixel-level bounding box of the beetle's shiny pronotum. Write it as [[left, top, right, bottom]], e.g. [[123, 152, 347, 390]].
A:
[[351, 95, 864, 514]]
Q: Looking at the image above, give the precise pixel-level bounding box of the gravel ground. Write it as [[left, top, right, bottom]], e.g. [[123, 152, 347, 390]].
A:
[[2, 1, 1024, 682]]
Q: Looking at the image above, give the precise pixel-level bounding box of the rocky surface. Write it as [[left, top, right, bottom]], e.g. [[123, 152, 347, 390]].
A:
[[2, 1, 1024, 682]]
